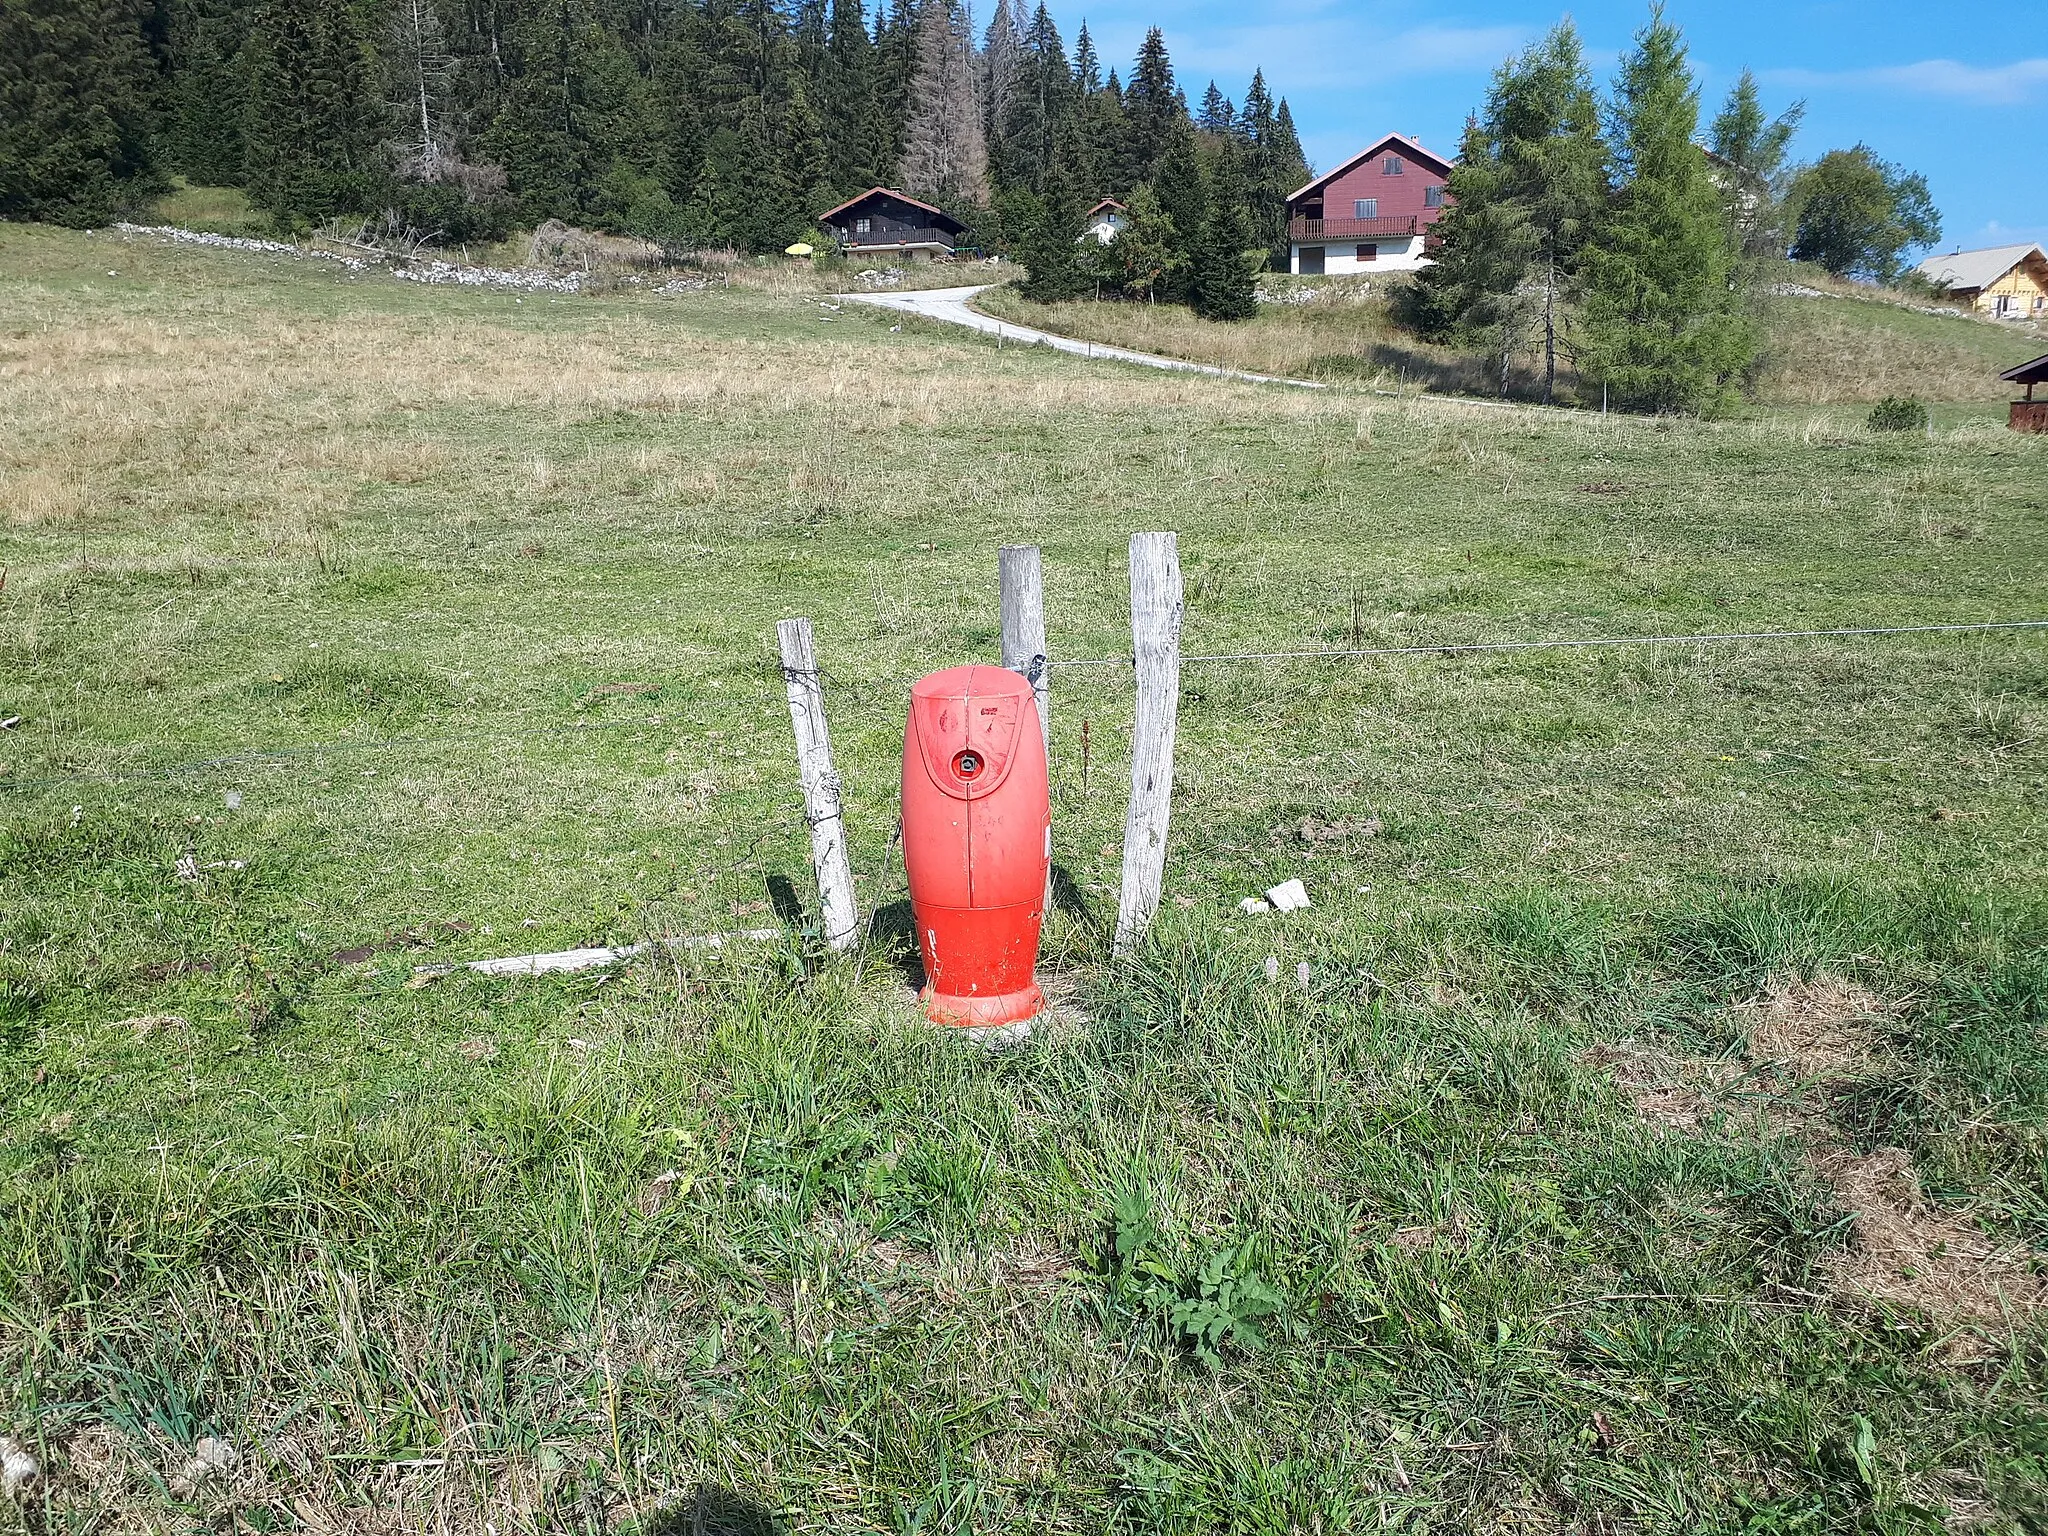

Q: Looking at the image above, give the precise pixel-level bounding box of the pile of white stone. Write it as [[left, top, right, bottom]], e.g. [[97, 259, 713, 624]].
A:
[[390, 258, 583, 293], [855, 266, 907, 289]]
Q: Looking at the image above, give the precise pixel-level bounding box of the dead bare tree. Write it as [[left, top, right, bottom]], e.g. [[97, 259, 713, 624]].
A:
[[898, 0, 988, 209]]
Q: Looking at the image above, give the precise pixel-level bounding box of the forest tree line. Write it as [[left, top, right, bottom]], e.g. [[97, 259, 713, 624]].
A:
[[0, 0, 1307, 280]]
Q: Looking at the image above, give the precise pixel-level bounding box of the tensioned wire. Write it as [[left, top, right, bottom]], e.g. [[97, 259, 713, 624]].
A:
[[1039, 618, 2048, 670], [5, 617, 2044, 792]]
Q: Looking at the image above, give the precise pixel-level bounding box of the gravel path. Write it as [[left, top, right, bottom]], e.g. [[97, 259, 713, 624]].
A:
[[842, 284, 1325, 389]]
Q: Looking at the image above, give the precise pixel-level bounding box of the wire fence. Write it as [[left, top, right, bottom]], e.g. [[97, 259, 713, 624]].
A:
[[5, 617, 2043, 795]]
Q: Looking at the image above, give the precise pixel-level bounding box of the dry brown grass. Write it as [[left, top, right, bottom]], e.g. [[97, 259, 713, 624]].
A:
[[1737, 973, 1890, 1077], [1818, 1146, 2043, 1321], [975, 283, 1513, 394], [1756, 297, 2043, 404], [1593, 974, 2041, 1322]]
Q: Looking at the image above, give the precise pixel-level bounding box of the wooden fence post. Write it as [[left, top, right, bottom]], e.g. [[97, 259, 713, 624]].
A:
[[1000, 543, 1053, 911], [1113, 531, 1182, 955], [776, 617, 859, 952], [999, 544, 1049, 749]]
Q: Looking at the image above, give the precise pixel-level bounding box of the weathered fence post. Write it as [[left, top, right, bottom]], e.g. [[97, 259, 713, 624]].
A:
[[999, 544, 1050, 749], [776, 617, 859, 952], [1000, 543, 1052, 911], [1113, 531, 1183, 955]]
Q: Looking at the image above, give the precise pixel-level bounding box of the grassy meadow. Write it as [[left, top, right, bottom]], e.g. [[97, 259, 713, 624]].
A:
[[3, 220, 2047, 1533], [978, 273, 2046, 408]]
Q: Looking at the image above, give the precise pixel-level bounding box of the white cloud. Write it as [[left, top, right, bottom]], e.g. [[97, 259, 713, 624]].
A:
[[1169, 17, 1528, 93], [1771, 57, 2048, 107]]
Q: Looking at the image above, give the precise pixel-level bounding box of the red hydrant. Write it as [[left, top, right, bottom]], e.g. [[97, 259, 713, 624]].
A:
[[901, 665, 1049, 1028]]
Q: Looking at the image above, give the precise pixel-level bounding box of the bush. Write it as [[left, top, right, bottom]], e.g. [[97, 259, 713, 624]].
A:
[[1867, 396, 1927, 433]]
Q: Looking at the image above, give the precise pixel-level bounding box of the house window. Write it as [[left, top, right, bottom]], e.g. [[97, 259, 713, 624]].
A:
[[1384, 155, 1404, 175], [1356, 244, 1377, 262], [855, 217, 870, 234], [1353, 198, 1378, 220], [1298, 245, 1325, 275], [1424, 185, 1444, 208]]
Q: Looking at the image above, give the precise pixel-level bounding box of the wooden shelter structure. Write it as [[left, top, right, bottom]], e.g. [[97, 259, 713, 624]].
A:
[[2000, 351, 2048, 433], [816, 188, 965, 262]]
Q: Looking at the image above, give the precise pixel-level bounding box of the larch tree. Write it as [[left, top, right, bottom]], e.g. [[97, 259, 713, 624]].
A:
[[1579, 5, 1752, 413], [1708, 69, 1803, 264]]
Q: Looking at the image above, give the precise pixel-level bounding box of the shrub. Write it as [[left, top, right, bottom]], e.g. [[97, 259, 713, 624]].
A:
[[1867, 396, 1927, 433]]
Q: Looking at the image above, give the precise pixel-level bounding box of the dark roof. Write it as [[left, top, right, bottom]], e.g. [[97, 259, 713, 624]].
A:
[[815, 186, 966, 233], [1999, 351, 2048, 385], [1287, 133, 1454, 203]]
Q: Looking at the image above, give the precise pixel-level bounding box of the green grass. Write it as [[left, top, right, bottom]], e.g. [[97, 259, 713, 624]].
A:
[[2, 220, 2047, 1534], [137, 180, 273, 239]]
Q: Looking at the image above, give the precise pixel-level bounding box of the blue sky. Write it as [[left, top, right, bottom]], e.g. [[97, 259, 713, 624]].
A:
[[1058, 0, 2047, 254]]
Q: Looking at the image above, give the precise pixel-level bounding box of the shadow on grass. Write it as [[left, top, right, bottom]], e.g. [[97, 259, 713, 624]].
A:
[[637, 1485, 783, 1536]]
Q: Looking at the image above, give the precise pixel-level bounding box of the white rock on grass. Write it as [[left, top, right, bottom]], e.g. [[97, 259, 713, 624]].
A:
[[174, 1436, 239, 1493], [1, 1435, 40, 1499], [1238, 896, 1272, 914], [1266, 878, 1312, 913]]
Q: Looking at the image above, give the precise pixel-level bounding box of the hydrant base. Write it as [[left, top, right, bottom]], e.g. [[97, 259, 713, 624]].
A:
[[921, 980, 1045, 1030]]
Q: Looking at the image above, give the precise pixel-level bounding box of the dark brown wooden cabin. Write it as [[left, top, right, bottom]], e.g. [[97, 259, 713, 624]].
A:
[[817, 188, 966, 262], [2000, 352, 2048, 433]]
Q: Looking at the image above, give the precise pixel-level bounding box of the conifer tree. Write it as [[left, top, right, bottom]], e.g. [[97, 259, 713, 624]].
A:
[[1097, 180, 1173, 300], [1148, 124, 1204, 301], [981, 0, 1028, 185], [1579, 5, 1752, 413], [897, 0, 987, 207], [1191, 137, 1254, 319], [163, 0, 250, 186], [243, 0, 388, 227], [0, 0, 163, 226], [1196, 81, 1232, 135], [1405, 111, 1534, 385], [822, 0, 884, 192], [1709, 69, 1802, 263], [1121, 27, 1177, 182]]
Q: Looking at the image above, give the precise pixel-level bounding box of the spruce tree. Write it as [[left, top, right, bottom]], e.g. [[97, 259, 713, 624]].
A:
[[1121, 27, 1177, 182], [1148, 125, 1204, 303], [1191, 138, 1254, 319], [1196, 81, 1232, 135], [0, 0, 163, 226], [164, 0, 250, 186], [243, 0, 388, 227], [1579, 5, 1753, 413]]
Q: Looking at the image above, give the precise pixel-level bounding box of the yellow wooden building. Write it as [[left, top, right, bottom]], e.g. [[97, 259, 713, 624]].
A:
[[1914, 243, 2048, 319]]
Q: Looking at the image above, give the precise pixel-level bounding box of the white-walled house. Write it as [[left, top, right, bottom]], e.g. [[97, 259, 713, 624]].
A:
[[1080, 199, 1128, 245], [1285, 134, 1453, 277]]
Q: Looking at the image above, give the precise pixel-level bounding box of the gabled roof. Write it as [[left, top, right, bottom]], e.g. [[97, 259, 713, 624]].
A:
[[815, 186, 966, 232], [1085, 198, 1127, 218], [1914, 243, 2046, 293], [1287, 133, 1454, 204], [1999, 351, 2048, 386]]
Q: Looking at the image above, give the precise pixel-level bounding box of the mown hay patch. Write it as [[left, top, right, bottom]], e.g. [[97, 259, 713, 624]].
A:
[[1816, 1146, 2043, 1320], [1739, 973, 1890, 1077]]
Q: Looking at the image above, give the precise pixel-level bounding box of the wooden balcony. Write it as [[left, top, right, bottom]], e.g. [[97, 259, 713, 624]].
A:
[[1287, 215, 1420, 242], [839, 228, 956, 250]]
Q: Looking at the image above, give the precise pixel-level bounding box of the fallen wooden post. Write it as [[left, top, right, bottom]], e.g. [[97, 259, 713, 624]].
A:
[[777, 617, 861, 952], [1114, 531, 1183, 954], [415, 930, 786, 979]]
